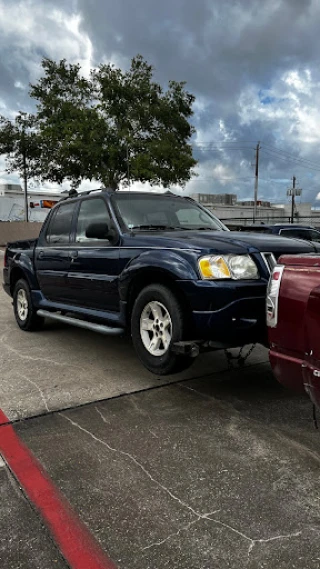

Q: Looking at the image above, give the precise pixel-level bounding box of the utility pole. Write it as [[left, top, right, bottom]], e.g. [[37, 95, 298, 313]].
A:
[[287, 176, 302, 223], [253, 141, 260, 223], [22, 129, 29, 222], [291, 175, 296, 223], [126, 142, 130, 189]]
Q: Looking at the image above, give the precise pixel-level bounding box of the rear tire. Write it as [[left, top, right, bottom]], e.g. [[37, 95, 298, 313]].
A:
[[13, 279, 44, 331], [131, 284, 193, 375]]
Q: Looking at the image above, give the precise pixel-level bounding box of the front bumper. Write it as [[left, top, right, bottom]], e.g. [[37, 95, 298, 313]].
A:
[[179, 279, 268, 347], [192, 297, 266, 346]]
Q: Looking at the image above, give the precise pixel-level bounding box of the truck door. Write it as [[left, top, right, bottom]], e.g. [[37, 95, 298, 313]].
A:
[[66, 197, 120, 311], [35, 201, 78, 303]]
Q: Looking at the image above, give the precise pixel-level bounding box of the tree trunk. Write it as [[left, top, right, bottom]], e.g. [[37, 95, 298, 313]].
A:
[[100, 175, 119, 191], [109, 179, 119, 190]]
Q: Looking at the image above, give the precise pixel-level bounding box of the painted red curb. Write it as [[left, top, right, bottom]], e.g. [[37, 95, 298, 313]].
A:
[[0, 413, 117, 569], [0, 409, 9, 426]]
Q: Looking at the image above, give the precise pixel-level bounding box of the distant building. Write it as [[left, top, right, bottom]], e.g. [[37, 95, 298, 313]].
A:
[[0, 184, 63, 221], [237, 200, 272, 208], [0, 183, 23, 197], [190, 192, 315, 224], [209, 204, 285, 223], [190, 193, 237, 206], [273, 202, 312, 220]]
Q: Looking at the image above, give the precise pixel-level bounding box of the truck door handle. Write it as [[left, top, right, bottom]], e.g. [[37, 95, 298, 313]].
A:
[[70, 251, 78, 261]]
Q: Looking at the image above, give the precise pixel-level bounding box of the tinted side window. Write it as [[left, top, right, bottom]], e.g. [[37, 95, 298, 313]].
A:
[[280, 228, 308, 240], [76, 198, 111, 242], [46, 203, 76, 244], [309, 230, 320, 243]]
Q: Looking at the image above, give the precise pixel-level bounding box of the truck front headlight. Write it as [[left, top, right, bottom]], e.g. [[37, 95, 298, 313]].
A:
[[198, 254, 259, 280]]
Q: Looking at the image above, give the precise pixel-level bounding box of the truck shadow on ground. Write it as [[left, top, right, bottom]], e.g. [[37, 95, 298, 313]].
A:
[[185, 362, 319, 443]]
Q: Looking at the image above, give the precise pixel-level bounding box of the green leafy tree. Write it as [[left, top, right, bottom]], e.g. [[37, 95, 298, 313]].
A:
[[27, 55, 197, 189], [0, 113, 40, 180]]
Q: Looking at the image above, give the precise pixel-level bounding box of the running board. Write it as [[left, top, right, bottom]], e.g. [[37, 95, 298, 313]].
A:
[[37, 310, 124, 336]]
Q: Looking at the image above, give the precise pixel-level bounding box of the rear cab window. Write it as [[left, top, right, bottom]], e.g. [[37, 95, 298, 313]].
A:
[[75, 198, 112, 242], [45, 202, 77, 244]]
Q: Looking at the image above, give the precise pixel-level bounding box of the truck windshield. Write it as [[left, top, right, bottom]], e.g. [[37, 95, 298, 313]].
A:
[[112, 193, 228, 232]]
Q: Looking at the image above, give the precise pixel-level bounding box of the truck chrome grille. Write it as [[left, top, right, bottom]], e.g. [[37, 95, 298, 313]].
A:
[[261, 252, 277, 274]]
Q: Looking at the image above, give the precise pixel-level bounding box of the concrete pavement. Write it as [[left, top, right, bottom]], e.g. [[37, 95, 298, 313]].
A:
[[1, 281, 320, 568], [0, 287, 268, 421], [15, 368, 320, 569], [0, 459, 68, 568]]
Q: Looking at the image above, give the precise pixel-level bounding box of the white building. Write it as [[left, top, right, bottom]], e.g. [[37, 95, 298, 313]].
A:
[[190, 192, 316, 225], [273, 202, 313, 221], [190, 192, 284, 223], [0, 184, 63, 222]]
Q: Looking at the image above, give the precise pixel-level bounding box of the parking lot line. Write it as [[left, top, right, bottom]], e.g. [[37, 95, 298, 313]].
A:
[[0, 408, 117, 569]]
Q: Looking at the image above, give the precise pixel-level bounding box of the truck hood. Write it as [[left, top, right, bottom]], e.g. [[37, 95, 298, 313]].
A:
[[125, 230, 320, 257], [215, 231, 320, 257]]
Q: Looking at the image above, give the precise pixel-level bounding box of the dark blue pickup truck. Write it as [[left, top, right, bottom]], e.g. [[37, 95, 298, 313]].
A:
[[3, 189, 320, 375]]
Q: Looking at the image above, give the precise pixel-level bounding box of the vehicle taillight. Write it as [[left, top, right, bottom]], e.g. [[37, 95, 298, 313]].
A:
[[3, 248, 8, 268], [266, 265, 284, 328]]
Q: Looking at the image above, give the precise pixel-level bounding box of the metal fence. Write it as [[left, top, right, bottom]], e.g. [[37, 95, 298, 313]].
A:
[[221, 215, 320, 230]]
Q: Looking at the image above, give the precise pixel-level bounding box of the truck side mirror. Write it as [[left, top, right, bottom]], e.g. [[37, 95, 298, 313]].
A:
[[85, 222, 111, 240]]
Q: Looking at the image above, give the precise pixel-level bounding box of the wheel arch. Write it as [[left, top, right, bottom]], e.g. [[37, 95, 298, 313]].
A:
[[10, 267, 30, 295], [126, 269, 193, 334]]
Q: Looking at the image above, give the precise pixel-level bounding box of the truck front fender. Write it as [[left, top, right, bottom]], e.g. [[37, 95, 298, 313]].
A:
[[119, 249, 199, 301]]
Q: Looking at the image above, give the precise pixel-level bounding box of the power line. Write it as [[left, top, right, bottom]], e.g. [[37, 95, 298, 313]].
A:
[[193, 145, 254, 150], [258, 178, 291, 183], [194, 139, 320, 171], [261, 148, 320, 173], [193, 140, 257, 144], [193, 149, 254, 154], [262, 149, 320, 172], [262, 146, 320, 170], [261, 143, 320, 168], [193, 143, 253, 147], [259, 176, 320, 190], [192, 177, 254, 181]]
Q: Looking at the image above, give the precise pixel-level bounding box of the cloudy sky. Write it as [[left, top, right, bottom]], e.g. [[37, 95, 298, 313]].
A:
[[1, 0, 320, 205]]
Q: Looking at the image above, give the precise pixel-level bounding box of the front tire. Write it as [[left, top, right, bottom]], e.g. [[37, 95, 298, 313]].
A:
[[13, 279, 44, 331], [131, 284, 193, 375]]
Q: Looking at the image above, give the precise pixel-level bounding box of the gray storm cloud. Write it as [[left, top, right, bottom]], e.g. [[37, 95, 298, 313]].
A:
[[1, 0, 320, 202]]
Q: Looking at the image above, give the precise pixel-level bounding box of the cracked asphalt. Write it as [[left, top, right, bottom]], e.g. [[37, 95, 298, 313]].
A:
[[1, 264, 320, 568]]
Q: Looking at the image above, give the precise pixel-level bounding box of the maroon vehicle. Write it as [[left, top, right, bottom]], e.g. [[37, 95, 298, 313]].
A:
[[267, 254, 320, 409]]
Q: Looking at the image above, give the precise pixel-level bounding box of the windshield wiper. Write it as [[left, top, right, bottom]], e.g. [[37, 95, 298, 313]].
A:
[[179, 226, 217, 231], [130, 224, 182, 231], [130, 224, 216, 232]]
